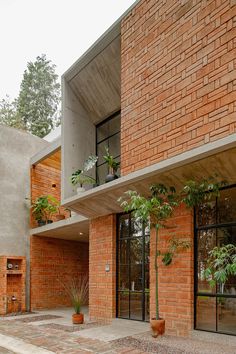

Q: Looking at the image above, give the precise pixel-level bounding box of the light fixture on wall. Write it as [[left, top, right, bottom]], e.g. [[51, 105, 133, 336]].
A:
[[51, 183, 57, 190]]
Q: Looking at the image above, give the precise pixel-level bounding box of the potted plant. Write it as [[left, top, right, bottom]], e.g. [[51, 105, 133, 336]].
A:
[[103, 147, 120, 183], [119, 184, 179, 337], [70, 155, 98, 194], [62, 276, 88, 324], [31, 196, 46, 226], [31, 195, 58, 226], [204, 244, 236, 294]]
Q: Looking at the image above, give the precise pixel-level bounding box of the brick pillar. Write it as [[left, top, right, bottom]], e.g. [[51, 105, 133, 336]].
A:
[[89, 214, 116, 321], [0, 257, 7, 315], [150, 204, 194, 336]]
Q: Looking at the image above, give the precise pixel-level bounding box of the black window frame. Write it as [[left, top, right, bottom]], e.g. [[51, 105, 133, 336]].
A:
[[116, 212, 150, 322], [95, 110, 121, 185], [194, 184, 236, 336]]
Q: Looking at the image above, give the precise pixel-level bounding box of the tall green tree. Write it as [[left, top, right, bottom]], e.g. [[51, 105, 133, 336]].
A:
[[0, 95, 25, 130], [17, 54, 61, 138]]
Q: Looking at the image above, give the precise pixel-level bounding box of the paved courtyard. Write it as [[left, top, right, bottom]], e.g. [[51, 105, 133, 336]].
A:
[[0, 308, 235, 353]]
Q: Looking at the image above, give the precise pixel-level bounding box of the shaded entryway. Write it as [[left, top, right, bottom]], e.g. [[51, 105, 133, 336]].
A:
[[117, 214, 150, 322]]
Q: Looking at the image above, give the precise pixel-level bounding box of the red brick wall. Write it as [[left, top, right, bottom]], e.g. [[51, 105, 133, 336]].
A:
[[121, 0, 236, 175], [30, 236, 89, 310], [0, 256, 26, 315], [150, 204, 194, 336], [31, 159, 69, 228], [89, 215, 116, 321]]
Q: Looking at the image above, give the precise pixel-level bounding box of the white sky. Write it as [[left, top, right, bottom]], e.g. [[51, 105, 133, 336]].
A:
[[0, 0, 137, 99]]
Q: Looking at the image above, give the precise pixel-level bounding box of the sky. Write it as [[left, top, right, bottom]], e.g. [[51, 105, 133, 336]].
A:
[[0, 0, 137, 99]]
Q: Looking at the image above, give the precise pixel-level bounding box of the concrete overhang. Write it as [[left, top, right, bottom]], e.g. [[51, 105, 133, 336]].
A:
[[30, 214, 89, 242], [30, 137, 61, 166], [62, 134, 236, 218], [62, 0, 140, 82]]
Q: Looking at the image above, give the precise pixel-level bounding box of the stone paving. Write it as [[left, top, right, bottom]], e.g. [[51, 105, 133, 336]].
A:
[[0, 310, 235, 353]]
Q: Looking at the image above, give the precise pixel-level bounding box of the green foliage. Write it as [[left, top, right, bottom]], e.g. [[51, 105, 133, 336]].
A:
[[182, 176, 226, 208], [31, 195, 59, 222], [119, 184, 178, 228], [70, 155, 98, 187], [162, 237, 191, 266], [103, 146, 120, 173], [119, 184, 179, 320], [0, 96, 25, 130], [60, 276, 89, 314], [204, 244, 236, 291], [17, 54, 61, 138]]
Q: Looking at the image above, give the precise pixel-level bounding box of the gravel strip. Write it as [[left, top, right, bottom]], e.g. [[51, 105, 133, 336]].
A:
[[15, 315, 62, 323], [0, 312, 36, 318], [40, 321, 107, 332], [112, 332, 236, 354]]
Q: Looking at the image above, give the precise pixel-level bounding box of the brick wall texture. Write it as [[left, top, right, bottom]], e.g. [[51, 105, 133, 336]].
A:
[[121, 0, 236, 175], [30, 236, 88, 310], [150, 204, 194, 336], [0, 256, 26, 315], [89, 215, 116, 321], [31, 157, 69, 228]]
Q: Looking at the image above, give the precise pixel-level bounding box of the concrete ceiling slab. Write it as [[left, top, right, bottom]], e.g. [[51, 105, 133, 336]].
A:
[[62, 134, 236, 218], [30, 215, 89, 242]]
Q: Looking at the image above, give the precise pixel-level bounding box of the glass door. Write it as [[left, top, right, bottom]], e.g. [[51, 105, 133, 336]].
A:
[[117, 213, 150, 321]]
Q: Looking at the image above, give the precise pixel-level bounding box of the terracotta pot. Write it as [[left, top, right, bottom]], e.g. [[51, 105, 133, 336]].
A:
[[55, 214, 65, 221], [150, 318, 165, 337], [72, 313, 84, 324]]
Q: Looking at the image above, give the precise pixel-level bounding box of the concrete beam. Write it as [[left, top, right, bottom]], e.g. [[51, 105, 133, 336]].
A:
[[30, 137, 61, 166]]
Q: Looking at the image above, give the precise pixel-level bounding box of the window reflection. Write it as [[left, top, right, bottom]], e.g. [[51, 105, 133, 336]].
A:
[[196, 186, 236, 335], [117, 213, 150, 321]]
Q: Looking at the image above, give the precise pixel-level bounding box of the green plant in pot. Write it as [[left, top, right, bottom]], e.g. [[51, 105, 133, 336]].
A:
[[103, 146, 120, 183], [204, 243, 236, 294], [70, 155, 98, 194], [119, 184, 179, 337], [31, 195, 58, 226], [61, 276, 88, 324]]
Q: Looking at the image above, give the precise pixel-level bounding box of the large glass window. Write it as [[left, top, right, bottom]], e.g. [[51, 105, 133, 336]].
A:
[[195, 185, 236, 335], [96, 112, 120, 185], [117, 213, 150, 322]]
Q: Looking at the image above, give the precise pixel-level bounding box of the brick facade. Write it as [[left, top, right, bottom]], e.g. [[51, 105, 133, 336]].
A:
[[121, 0, 236, 175], [150, 204, 194, 336], [30, 236, 88, 309], [89, 215, 116, 321]]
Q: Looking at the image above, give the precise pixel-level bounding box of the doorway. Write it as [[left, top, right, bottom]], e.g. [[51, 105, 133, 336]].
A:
[[117, 213, 150, 321]]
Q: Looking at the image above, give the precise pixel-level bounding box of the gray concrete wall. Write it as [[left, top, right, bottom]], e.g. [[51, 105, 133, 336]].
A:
[[62, 79, 96, 201], [0, 125, 48, 310]]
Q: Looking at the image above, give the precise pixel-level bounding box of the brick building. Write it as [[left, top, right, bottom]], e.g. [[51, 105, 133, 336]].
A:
[[29, 0, 236, 337]]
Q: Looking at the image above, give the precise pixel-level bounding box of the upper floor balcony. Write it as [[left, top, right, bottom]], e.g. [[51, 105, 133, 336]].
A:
[[30, 137, 89, 240]]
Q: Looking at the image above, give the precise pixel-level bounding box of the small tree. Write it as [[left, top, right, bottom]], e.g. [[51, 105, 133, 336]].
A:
[[0, 95, 24, 130], [119, 184, 178, 321], [17, 54, 61, 138], [204, 244, 236, 293]]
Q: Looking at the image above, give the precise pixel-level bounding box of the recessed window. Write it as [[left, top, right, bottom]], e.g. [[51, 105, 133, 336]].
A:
[[96, 112, 120, 185]]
